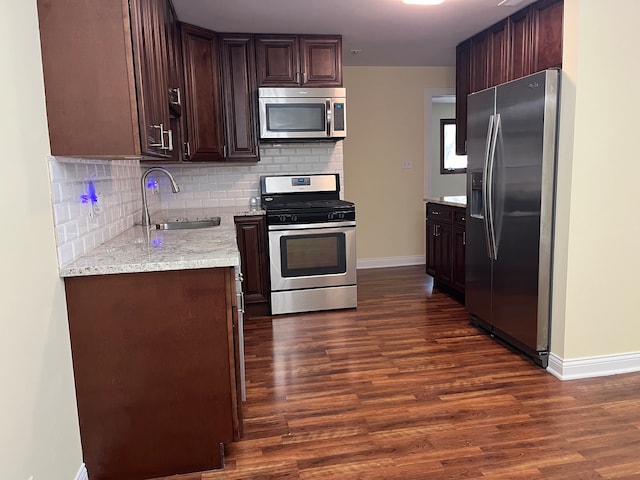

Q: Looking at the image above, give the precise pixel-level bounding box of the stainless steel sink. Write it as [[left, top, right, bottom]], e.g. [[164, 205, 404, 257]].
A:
[[154, 218, 221, 230]]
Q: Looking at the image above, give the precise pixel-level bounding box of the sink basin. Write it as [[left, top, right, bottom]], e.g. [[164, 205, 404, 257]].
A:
[[154, 218, 221, 230]]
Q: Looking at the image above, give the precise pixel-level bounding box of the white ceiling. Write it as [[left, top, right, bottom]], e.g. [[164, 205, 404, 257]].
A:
[[171, 0, 537, 67]]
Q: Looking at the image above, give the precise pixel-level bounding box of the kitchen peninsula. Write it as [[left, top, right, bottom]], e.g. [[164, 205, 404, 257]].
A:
[[60, 208, 259, 480]]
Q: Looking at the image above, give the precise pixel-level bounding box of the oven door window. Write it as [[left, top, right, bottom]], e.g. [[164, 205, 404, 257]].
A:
[[266, 104, 326, 132], [280, 232, 346, 277]]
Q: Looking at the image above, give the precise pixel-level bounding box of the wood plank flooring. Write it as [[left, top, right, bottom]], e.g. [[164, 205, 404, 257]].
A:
[[154, 266, 640, 479]]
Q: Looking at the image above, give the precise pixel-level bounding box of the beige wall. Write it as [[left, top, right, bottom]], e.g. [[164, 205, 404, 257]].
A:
[[429, 102, 466, 198], [343, 66, 455, 262], [552, 0, 640, 359], [0, 2, 83, 479]]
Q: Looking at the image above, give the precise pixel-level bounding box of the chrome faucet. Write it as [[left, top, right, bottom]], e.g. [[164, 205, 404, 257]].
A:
[[140, 167, 180, 227]]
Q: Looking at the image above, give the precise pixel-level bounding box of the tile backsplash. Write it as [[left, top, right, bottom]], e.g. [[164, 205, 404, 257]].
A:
[[47, 142, 343, 268], [156, 142, 344, 209], [48, 157, 154, 268]]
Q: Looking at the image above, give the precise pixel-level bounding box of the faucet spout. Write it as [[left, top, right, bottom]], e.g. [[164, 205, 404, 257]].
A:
[[140, 167, 180, 227]]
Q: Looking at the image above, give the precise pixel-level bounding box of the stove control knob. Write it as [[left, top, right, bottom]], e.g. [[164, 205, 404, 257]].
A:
[[279, 215, 287, 222], [337, 212, 345, 219], [328, 212, 334, 220], [291, 215, 297, 222]]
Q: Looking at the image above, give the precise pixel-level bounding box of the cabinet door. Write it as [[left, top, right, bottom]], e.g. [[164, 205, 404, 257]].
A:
[[509, 6, 533, 81], [130, 0, 172, 158], [487, 19, 510, 87], [64, 268, 237, 479], [436, 223, 452, 286], [255, 35, 300, 86], [455, 40, 471, 156], [532, 0, 563, 71], [37, 0, 140, 157], [426, 220, 437, 278], [470, 31, 489, 93], [181, 24, 225, 161], [300, 36, 343, 86], [220, 35, 260, 162], [165, 1, 184, 162], [426, 220, 452, 286], [452, 224, 466, 293], [235, 216, 270, 307]]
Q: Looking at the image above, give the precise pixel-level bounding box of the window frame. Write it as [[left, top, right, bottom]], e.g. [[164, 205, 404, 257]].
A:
[[440, 118, 467, 175]]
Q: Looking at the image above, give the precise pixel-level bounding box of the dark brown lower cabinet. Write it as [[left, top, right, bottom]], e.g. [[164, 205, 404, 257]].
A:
[[64, 267, 242, 480], [426, 203, 466, 295], [234, 215, 270, 316]]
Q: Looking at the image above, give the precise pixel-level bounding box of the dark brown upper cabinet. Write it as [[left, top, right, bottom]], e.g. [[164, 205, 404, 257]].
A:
[[455, 0, 563, 154], [255, 35, 343, 87], [220, 35, 261, 162], [532, 0, 564, 72], [37, 0, 176, 159], [487, 19, 510, 88], [469, 31, 489, 93], [509, 5, 533, 81], [165, 1, 185, 162], [180, 24, 225, 162], [455, 40, 471, 156], [180, 26, 260, 163]]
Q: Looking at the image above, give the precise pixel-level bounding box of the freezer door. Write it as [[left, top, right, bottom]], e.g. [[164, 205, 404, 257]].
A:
[[465, 88, 495, 324], [490, 70, 558, 353]]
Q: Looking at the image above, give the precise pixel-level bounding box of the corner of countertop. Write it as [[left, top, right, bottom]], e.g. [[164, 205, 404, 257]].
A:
[[424, 195, 467, 208]]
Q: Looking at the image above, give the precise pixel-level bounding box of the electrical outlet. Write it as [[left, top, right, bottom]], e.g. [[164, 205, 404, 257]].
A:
[[402, 160, 412, 169]]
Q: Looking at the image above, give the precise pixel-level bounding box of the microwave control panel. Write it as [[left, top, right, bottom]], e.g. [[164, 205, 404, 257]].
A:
[[334, 103, 345, 131]]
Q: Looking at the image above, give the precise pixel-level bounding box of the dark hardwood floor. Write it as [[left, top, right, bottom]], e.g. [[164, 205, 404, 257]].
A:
[[155, 266, 640, 479]]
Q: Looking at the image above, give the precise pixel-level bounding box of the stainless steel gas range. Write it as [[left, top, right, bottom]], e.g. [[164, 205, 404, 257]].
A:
[[260, 173, 357, 315]]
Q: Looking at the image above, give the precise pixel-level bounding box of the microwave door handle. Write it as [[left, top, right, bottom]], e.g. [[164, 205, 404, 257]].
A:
[[326, 100, 332, 137]]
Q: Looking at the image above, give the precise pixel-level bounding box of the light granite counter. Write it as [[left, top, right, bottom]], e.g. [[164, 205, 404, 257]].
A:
[[59, 207, 266, 278], [425, 195, 467, 208]]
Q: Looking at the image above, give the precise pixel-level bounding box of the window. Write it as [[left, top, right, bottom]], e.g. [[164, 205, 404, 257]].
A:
[[440, 119, 467, 174]]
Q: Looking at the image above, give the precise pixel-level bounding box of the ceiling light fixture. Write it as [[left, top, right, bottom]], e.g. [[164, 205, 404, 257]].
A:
[[402, 0, 444, 5], [498, 0, 525, 6]]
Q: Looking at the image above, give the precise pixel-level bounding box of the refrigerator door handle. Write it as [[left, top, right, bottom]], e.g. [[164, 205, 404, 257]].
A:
[[486, 113, 501, 261], [482, 114, 495, 260]]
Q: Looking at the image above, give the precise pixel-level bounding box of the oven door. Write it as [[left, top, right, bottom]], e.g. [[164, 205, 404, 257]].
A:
[[268, 221, 356, 291]]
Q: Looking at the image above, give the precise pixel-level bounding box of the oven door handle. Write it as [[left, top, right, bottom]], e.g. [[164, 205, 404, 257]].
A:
[[268, 220, 356, 231]]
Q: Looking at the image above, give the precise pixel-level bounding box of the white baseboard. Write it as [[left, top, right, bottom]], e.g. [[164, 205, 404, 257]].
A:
[[357, 256, 424, 270], [74, 463, 88, 480], [547, 351, 640, 380]]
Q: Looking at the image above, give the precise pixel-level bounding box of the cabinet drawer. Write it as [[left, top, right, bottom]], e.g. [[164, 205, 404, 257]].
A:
[[427, 203, 453, 223], [453, 208, 466, 226]]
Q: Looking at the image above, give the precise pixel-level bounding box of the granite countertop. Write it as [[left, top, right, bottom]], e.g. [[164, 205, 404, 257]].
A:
[[59, 206, 266, 278], [425, 195, 467, 208]]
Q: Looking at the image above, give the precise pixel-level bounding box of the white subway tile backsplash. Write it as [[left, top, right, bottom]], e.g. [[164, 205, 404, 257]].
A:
[[48, 156, 143, 268]]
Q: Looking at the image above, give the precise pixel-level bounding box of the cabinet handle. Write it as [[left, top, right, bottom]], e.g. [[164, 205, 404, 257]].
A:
[[170, 87, 181, 106], [463, 231, 466, 245], [185, 141, 191, 159], [223, 145, 228, 158], [296, 72, 301, 84], [237, 292, 245, 314], [165, 128, 173, 151], [151, 124, 172, 150], [303, 71, 308, 84], [150, 124, 165, 148]]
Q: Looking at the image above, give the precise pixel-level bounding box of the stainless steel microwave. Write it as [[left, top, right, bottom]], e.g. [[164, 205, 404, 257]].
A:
[[258, 87, 346, 141]]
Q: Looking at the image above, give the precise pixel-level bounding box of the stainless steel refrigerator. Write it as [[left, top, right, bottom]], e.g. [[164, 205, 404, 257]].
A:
[[465, 69, 559, 368]]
